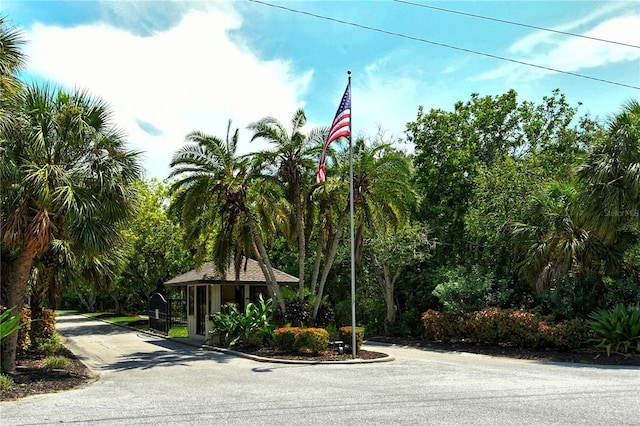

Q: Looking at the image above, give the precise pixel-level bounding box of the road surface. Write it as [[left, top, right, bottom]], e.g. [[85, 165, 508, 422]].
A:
[[1, 313, 638, 425]]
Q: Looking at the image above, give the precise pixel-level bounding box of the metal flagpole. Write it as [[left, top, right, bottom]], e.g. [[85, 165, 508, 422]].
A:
[[347, 70, 356, 358]]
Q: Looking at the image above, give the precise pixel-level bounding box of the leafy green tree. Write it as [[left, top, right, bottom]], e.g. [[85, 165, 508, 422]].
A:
[[407, 90, 521, 263], [365, 224, 435, 335], [0, 84, 141, 373], [408, 89, 595, 271], [114, 179, 193, 313], [169, 121, 286, 313]]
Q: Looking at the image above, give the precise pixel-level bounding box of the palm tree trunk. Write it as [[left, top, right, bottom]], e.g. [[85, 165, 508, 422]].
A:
[[295, 196, 306, 300], [1, 243, 38, 373], [310, 231, 324, 296], [247, 214, 286, 314], [29, 278, 48, 345], [312, 206, 350, 322]]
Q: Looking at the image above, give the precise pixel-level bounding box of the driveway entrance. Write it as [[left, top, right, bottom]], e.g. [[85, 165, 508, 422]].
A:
[[1, 313, 638, 425]]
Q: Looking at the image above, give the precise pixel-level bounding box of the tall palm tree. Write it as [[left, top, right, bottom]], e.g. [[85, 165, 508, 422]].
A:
[[0, 17, 26, 189], [0, 83, 141, 373], [310, 138, 416, 320], [578, 99, 640, 244], [169, 121, 286, 313], [0, 16, 26, 99], [248, 109, 320, 300]]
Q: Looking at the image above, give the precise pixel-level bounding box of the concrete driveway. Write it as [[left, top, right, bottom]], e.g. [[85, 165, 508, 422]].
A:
[[1, 313, 638, 425]]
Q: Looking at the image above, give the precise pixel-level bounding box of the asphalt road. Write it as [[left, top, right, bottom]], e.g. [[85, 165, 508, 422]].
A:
[[1, 314, 638, 425]]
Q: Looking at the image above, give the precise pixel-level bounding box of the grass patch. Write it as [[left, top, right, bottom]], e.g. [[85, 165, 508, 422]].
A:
[[108, 316, 146, 326], [0, 374, 14, 390], [168, 325, 188, 338], [82, 312, 107, 318], [44, 355, 69, 370], [54, 310, 78, 316]]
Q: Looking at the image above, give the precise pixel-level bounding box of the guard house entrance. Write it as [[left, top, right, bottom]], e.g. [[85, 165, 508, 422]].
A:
[[148, 290, 187, 335]]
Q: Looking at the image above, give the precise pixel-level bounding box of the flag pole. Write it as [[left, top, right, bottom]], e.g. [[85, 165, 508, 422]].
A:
[[347, 70, 356, 358]]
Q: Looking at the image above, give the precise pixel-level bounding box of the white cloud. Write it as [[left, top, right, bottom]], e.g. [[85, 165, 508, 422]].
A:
[[23, 7, 312, 180], [474, 12, 640, 84]]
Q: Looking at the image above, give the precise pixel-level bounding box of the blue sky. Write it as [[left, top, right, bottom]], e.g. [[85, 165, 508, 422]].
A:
[[2, 0, 638, 180]]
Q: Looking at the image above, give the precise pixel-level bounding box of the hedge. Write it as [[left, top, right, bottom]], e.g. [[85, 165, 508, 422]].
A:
[[273, 327, 330, 353], [422, 308, 591, 350]]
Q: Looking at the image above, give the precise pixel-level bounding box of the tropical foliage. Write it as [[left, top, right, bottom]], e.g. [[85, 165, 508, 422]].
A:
[[2, 15, 638, 364]]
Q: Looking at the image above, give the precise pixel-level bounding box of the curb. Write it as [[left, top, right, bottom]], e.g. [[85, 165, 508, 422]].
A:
[[75, 313, 395, 365], [202, 344, 395, 365]]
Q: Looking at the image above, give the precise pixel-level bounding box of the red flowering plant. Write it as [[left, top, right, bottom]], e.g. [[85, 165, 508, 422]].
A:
[[338, 326, 365, 352]]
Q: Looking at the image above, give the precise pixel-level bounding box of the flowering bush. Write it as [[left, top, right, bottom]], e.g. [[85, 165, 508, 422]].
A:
[[38, 308, 56, 340], [422, 310, 462, 341], [422, 307, 591, 350], [273, 327, 330, 353], [273, 327, 298, 351], [297, 328, 330, 353], [338, 326, 365, 352]]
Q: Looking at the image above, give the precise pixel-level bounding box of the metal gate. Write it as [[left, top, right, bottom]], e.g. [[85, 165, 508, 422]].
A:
[[149, 291, 170, 334]]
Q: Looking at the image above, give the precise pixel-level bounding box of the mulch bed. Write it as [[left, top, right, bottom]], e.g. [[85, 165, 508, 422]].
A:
[[235, 346, 388, 361], [0, 351, 97, 401]]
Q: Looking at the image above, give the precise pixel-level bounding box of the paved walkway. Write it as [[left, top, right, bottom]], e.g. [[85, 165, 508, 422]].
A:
[[1, 313, 639, 425]]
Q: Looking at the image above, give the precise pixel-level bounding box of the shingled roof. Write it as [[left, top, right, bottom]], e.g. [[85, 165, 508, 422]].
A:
[[164, 258, 298, 286]]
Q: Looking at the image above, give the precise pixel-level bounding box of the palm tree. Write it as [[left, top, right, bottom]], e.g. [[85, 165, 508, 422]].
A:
[[0, 16, 26, 99], [0, 83, 141, 373], [512, 181, 618, 291], [310, 138, 416, 321], [0, 17, 26, 189], [248, 109, 320, 300], [578, 99, 640, 244], [169, 121, 286, 314]]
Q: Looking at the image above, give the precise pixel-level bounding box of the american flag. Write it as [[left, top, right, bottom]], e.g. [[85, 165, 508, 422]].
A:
[[316, 83, 351, 183]]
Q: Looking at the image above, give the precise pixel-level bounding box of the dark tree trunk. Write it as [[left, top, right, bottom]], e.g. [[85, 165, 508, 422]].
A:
[[1, 243, 38, 374], [29, 278, 48, 344]]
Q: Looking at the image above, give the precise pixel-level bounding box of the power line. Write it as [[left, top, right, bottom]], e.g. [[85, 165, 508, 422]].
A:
[[393, 0, 640, 49], [247, 0, 640, 90]]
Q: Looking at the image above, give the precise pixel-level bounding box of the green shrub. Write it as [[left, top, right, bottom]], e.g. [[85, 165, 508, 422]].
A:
[[602, 276, 640, 309], [588, 304, 640, 356], [338, 326, 365, 352], [422, 309, 462, 341], [539, 272, 603, 320], [34, 334, 65, 356], [422, 307, 591, 350], [44, 355, 69, 370], [297, 328, 329, 353], [208, 296, 275, 348], [0, 374, 14, 390], [273, 327, 330, 353], [431, 266, 495, 313], [552, 319, 591, 350], [273, 327, 298, 351], [0, 307, 26, 342]]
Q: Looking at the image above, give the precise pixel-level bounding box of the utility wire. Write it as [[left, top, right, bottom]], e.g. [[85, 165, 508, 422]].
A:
[[393, 0, 640, 49], [247, 0, 639, 90]]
